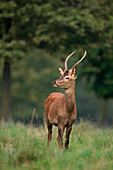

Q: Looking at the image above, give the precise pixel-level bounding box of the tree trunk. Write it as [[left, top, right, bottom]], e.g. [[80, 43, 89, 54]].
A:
[[1, 57, 11, 121], [100, 97, 106, 127]]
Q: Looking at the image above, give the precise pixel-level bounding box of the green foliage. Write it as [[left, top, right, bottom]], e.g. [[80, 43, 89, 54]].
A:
[[0, 40, 26, 62], [33, 0, 92, 51], [0, 0, 38, 62], [0, 121, 113, 170], [81, 0, 113, 99]]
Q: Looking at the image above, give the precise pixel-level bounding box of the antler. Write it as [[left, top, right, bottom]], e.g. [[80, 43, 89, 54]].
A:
[[71, 50, 87, 70], [65, 51, 76, 70]]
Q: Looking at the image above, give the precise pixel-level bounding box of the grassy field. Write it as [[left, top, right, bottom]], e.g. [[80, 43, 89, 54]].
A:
[[0, 121, 113, 170]]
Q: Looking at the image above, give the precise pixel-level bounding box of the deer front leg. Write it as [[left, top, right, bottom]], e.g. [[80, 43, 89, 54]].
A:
[[57, 126, 64, 150], [65, 125, 72, 150], [47, 121, 52, 149]]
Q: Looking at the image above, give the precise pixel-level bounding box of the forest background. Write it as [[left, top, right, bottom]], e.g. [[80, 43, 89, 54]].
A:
[[0, 0, 113, 127]]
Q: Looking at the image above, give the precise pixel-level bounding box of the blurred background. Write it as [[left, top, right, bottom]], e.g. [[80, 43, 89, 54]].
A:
[[0, 0, 113, 127]]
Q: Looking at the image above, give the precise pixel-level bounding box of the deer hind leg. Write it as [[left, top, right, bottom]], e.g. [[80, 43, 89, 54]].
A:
[[65, 125, 72, 150], [57, 126, 65, 150], [47, 120, 52, 149]]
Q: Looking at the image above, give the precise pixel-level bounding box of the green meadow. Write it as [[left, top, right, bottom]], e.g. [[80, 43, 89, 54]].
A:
[[0, 121, 113, 170]]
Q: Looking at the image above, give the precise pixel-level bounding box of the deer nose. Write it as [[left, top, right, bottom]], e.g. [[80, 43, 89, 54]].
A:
[[52, 80, 56, 85], [52, 80, 57, 87]]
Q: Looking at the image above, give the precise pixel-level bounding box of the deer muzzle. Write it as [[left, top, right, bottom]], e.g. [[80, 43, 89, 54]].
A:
[[52, 80, 57, 87]]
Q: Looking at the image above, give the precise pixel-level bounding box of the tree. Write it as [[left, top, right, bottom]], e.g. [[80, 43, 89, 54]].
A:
[[0, 0, 37, 120], [82, 0, 113, 126]]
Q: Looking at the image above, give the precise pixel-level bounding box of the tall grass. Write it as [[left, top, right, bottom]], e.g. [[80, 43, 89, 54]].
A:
[[0, 121, 113, 170]]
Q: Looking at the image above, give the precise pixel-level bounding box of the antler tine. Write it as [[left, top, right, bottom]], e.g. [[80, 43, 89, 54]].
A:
[[65, 51, 76, 70], [71, 50, 87, 70]]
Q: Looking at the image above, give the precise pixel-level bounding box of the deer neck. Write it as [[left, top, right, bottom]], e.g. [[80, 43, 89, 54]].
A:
[[65, 82, 76, 112]]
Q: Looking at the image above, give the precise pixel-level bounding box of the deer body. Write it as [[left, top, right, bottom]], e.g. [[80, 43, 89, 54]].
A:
[[45, 50, 87, 150], [45, 85, 77, 126]]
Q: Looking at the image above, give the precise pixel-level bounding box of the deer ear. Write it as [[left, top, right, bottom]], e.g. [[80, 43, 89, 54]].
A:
[[72, 67, 77, 79], [72, 67, 76, 76], [58, 66, 64, 75], [69, 67, 76, 76]]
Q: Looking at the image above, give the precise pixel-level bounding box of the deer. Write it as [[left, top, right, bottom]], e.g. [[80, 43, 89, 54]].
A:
[[45, 50, 87, 150]]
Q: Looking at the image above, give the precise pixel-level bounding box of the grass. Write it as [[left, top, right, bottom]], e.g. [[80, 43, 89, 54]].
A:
[[0, 121, 113, 170]]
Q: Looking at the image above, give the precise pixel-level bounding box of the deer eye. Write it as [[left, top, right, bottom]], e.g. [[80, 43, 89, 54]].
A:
[[65, 76, 69, 79]]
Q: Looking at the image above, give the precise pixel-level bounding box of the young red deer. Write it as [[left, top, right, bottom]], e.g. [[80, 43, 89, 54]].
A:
[[45, 50, 87, 150]]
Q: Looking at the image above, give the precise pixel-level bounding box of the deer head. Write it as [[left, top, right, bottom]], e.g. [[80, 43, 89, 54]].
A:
[[52, 50, 87, 89]]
